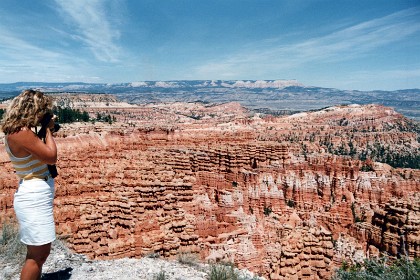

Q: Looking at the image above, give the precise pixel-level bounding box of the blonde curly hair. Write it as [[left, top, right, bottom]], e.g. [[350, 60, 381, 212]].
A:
[[1, 89, 53, 135]]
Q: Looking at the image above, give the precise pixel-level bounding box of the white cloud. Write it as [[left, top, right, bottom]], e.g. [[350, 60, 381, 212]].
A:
[[0, 26, 103, 82], [293, 8, 420, 61], [0, 28, 61, 61], [194, 8, 420, 79], [54, 0, 121, 62]]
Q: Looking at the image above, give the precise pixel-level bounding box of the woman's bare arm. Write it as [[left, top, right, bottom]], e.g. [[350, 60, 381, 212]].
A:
[[8, 128, 57, 164]]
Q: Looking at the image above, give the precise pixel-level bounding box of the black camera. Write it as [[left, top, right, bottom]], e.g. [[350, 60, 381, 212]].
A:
[[38, 113, 60, 138], [37, 112, 60, 178]]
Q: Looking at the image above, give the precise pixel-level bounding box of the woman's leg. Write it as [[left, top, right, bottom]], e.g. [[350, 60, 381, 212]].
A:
[[20, 243, 51, 280]]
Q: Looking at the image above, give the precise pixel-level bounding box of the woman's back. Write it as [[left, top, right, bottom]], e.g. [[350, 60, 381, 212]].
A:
[[4, 134, 50, 180]]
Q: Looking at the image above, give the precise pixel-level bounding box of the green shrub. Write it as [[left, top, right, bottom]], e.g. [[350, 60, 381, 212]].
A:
[[207, 263, 261, 280], [145, 252, 160, 259], [208, 263, 238, 280], [153, 269, 168, 280], [0, 220, 26, 262], [1, 221, 15, 245], [263, 206, 272, 216], [287, 199, 295, 208], [360, 164, 374, 172], [177, 252, 199, 266], [332, 257, 420, 280]]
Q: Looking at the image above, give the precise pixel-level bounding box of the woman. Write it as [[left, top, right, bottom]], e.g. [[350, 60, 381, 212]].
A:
[[1, 89, 58, 280]]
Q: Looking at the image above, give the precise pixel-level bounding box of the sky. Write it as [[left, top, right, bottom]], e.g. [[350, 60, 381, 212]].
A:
[[0, 0, 419, 90]]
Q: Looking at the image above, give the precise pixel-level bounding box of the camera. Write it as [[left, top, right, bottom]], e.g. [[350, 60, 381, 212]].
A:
[[38, 113, 60, 138], [37, 112, 60, 178]]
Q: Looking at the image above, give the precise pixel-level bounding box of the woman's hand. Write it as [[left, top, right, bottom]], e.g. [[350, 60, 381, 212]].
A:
[[48, 115, 58, 132]]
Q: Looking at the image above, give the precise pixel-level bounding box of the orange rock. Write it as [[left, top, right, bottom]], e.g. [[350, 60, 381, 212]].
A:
[[0, 101, 419, 279]]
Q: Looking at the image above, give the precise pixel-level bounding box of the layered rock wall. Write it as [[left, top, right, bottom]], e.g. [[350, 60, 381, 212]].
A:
[[0, 102, 419, 279]]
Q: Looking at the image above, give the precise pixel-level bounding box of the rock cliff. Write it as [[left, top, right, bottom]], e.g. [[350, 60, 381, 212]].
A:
[[0, 99, 418, 279]]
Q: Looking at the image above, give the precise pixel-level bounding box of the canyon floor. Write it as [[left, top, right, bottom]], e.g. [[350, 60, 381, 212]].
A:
[[0, 94, 419, 279]]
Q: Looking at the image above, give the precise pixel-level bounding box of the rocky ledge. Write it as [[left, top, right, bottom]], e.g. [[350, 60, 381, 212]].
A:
[[0, 239, 263, 280]]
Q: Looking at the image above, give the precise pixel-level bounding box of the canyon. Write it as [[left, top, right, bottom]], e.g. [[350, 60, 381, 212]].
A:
[[0, 94, 419, 279]]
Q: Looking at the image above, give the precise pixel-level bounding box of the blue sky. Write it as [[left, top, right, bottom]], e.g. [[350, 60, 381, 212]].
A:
[[0, 0, 419, 90]]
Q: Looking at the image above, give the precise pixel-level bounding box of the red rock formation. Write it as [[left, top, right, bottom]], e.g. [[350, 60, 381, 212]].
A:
[[351, 193, 420, 260], [0, 100, 419, 279]]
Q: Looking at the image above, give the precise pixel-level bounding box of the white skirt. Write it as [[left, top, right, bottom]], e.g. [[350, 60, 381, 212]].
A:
[[14, 177, 56, 246]]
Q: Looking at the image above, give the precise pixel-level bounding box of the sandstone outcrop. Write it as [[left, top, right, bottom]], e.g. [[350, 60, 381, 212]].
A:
[[0, 98, 418, 279]]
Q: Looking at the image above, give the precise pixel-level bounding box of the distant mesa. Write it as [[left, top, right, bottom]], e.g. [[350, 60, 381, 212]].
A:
[[230, 79, 303, 88], [126, 79, 303, 89], [0, 80, 419, 120]]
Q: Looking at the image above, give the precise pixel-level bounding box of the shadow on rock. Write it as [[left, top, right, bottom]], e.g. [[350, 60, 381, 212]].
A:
[[41, 267, 73, 280]]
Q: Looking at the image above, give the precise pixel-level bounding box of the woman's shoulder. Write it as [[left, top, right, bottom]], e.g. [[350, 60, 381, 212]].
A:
[[7, 127, 36, 140], [6, 127, 37, 158]]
